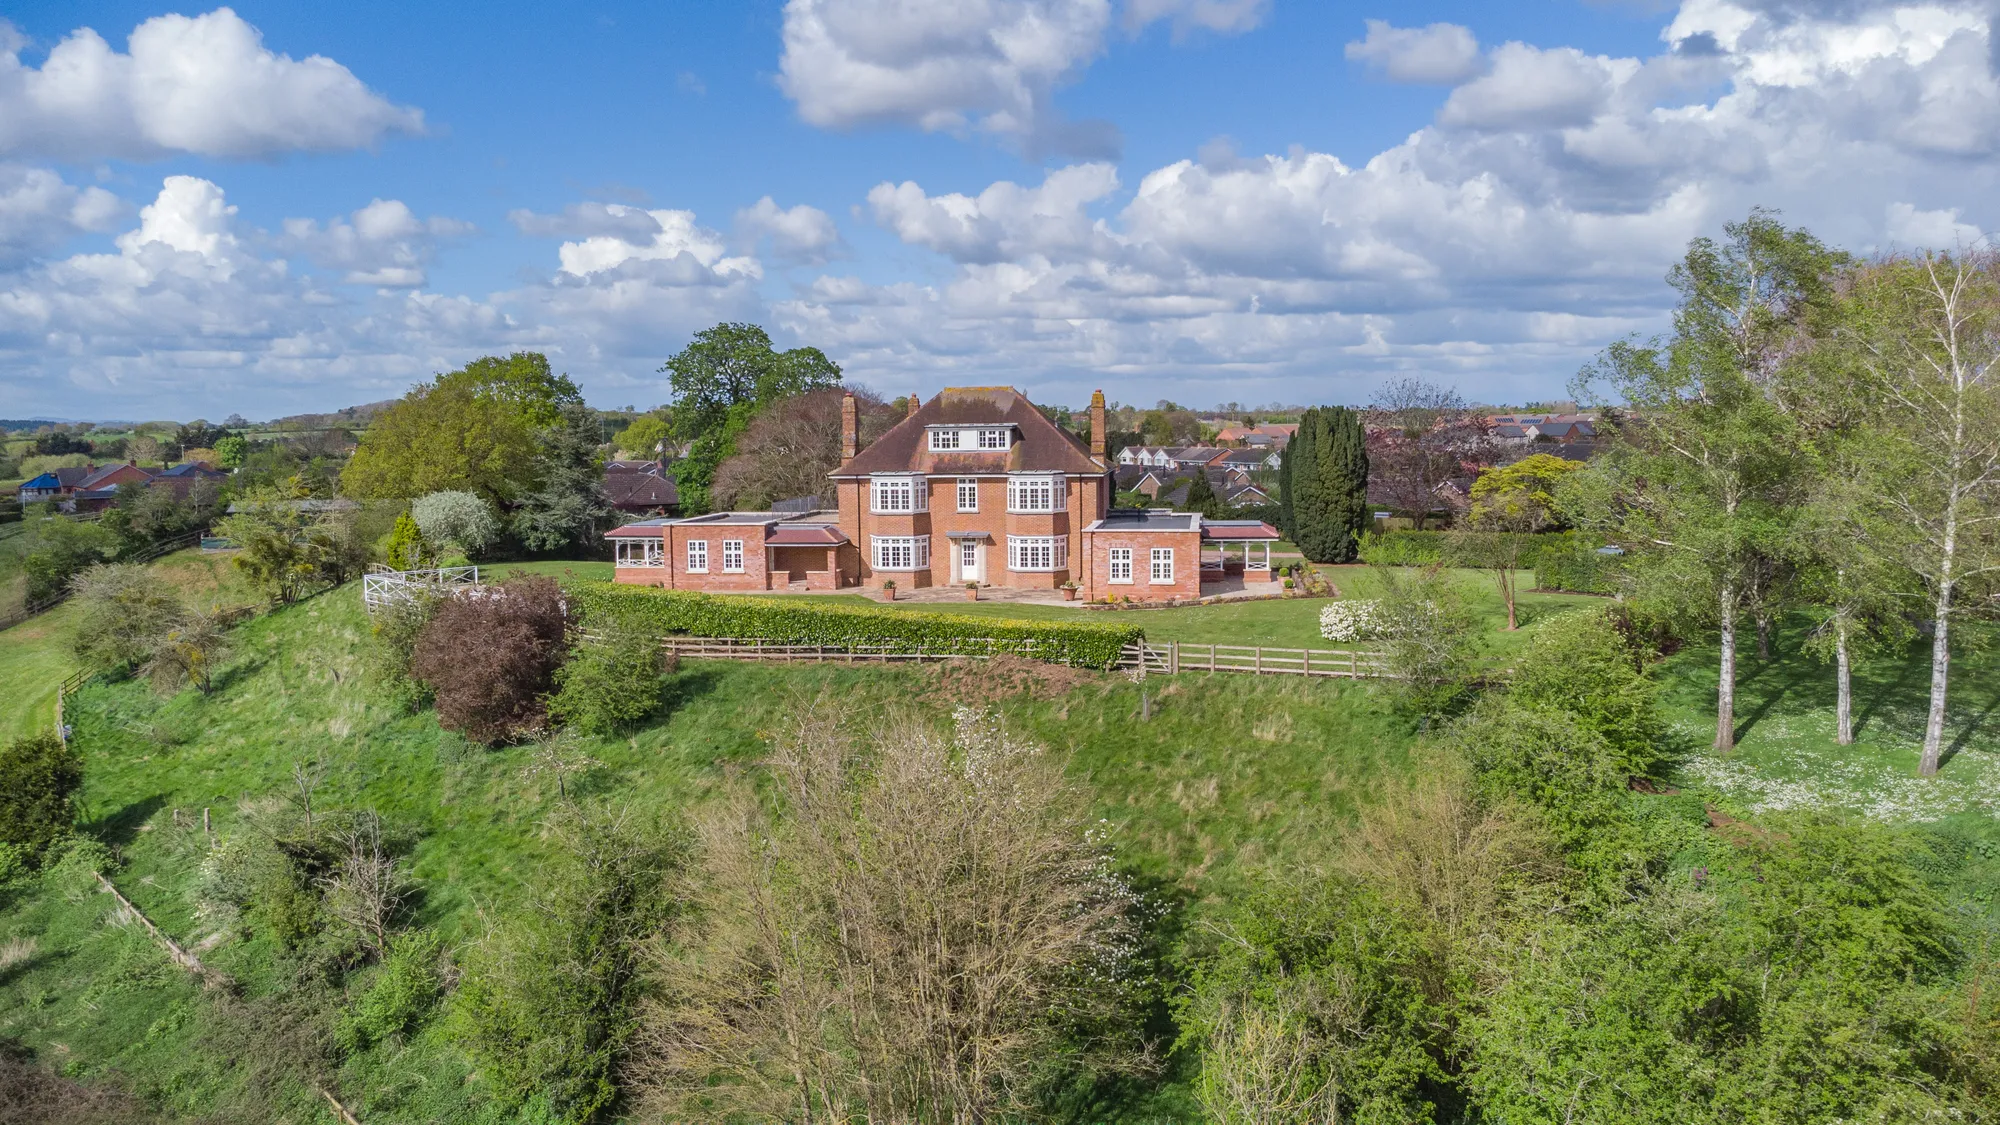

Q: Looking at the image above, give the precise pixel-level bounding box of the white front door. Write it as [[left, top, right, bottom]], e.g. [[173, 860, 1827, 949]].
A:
[[960, 540, 981, 583]]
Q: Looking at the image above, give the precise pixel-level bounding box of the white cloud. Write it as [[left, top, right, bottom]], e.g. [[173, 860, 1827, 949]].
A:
[[1439, 43, 1631, 129], [1344, 20, 1484, 84], [866, 163, 1119, 263], [116, 175, 238, 261], [1121, 0, 1270, 38], [1884, 201, 1987, 248], [277, 198, 473, 287], [0, 164, 122, 263], [0, 8, 423, 161], [735, 197, 842, 264], [535, 204, 761, 282], [778, 0, 1119, 155]]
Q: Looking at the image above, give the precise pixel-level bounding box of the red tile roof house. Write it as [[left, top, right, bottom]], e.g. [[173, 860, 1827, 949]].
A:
[[607, 387, 1280, 602]]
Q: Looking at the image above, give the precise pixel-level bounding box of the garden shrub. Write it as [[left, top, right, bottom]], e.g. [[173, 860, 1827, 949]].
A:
[[455, 808, 685, 1125], [367, 588, 440, 708], [1357, 529, 1450, 566], [69, 563, 185, 672], [549, 620, 672, 735], [337, 929, 447, 1054], [0, 733, 84, 865], [1532, 538, 1624, 594], [570, 582, 1141, 670], [22, 518, 117, 604], [413, 576, 570, 743], [1511, 607, 1668, 778], [1372, 566, 1483, 720], [1318, 599, 1386, 642], [413, 490, 500, 559]]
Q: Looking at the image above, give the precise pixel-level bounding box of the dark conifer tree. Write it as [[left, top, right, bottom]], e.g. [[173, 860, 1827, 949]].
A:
[[1292, 407, 1370, 563]]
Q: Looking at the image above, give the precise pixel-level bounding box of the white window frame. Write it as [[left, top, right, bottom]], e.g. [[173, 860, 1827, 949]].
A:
[[722, 539, 745, 573], [615, 538, 664, 567], [955, 478, 979, 512], [686, 539, 709, 573], [978, 428, 1010, 450], [1150, 547, 1174, 584], [1007, 474, 1062, 514], [1108, 547, 1133, 584], [1008, 535, 1061, 572], [928, 429, 961, 451], [872, 535, 930, 571], [871, 475, 927, 513]]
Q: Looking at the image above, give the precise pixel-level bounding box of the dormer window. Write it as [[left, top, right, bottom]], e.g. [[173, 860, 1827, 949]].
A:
[[929, 429, 961, 451], [978, 428, 1010, 450]]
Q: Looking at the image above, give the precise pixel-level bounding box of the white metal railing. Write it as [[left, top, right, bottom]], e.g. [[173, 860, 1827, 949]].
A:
[[362, 565, 482, 610]]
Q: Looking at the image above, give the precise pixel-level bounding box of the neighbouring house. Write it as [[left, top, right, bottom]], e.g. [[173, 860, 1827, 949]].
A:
[[609, 386, 1279, 601], [16, 462, 156, 510], [1116, 444, 1180, 468], [1216, 448, 1280, 472], [604, 459, 680, 516], [16, 465, 98, 504], [147, 461, 227, 498], [1168, 446, 1229, 471]]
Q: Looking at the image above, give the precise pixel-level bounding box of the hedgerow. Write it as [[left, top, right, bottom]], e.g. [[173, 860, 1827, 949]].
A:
[[569, 582, 1142, 669]]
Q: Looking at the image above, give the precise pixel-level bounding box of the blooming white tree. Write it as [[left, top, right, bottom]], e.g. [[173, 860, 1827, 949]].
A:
[[412, 490, 499, 558]]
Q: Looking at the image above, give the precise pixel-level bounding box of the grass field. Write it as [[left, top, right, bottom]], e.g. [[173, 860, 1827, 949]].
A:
[[0, 550, 260, 744], [0, 581, 1414, 1120], [8, 554, 1999, 1121]]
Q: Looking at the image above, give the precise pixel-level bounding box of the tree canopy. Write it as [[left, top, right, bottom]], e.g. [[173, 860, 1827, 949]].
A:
[[661, 323, 842, 513]]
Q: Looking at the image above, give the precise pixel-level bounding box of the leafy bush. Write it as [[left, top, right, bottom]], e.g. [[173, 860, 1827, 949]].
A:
[[382, 511, 432, 570], [22, 518, 118, 604], [1318, 599, 1386, 642], [0, 733, 83, 864], [413, 576, 571, 743], [69, 563, 186, 672], [366, 588, 439, 708], [1510, 607, 1668, 778], [571, 582, 1141, 670], [1532, 539, 1624, 594], [1356, 529, 1449, 566], [337, 929, 446, 1054], [455, 808, 685, 1125], [1373, 566, 1482, 720], [413, 490, 500, 558], [549, 621, 671, 735]]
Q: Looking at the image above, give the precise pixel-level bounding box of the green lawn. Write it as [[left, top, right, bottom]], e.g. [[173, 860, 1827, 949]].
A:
[[1, 580, 1414, 1120], [1660, 621, 2000, 824], [0, 549, 259, 744]]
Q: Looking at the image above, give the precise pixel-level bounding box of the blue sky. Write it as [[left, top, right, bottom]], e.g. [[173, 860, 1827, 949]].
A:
[[3, 0, 1996, 420]]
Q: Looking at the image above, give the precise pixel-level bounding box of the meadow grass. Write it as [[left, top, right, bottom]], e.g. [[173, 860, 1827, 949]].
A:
[[1, 579, 1416, 1119]]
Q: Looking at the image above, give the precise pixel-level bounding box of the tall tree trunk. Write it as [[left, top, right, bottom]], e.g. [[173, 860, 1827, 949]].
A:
[[1500, 566, 1517, 630], [1755, 611, 1772, 661], [1835, 615, 1853, 746], [1716, 583, 1736, 751], [1919, 579, 1954, 777]]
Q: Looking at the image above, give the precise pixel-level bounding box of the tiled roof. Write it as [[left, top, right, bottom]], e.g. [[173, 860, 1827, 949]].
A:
[[835, 387, 1105, 477], [604, 468, 678, 509]]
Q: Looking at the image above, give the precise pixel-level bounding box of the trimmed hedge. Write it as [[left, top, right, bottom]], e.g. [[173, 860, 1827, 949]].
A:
[[1532, 542, 1625, 595], [569, 582, 1142, 670]]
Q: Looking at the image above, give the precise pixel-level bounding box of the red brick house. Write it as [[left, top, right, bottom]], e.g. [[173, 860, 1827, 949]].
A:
[[607, 386, 1278, 602]]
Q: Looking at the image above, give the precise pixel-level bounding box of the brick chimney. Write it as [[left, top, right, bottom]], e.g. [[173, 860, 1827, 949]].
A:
[[906, 391, 920, 420], [1090, 389, 1107, 459], [840, 391, 859, 461]]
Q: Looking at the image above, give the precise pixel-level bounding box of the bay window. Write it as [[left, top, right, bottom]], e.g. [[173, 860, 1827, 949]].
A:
[[871, 475, 927, 513], [1007, 474, 1061, 513], [1008, 535, 1061, 572], [872, 535, 930, 570]]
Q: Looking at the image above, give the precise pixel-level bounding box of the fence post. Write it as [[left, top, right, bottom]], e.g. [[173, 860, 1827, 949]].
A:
[[1254, 647, 1262, 674], [1169, 641, 1179, 675]]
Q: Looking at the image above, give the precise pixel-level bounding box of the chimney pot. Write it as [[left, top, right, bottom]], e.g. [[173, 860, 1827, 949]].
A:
[[840, 391, 859, 461], [1089, 389, 1107, 460], [907, 392, 920, 420]]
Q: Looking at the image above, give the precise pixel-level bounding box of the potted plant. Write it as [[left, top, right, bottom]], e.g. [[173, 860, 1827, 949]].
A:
[[882, 579, 897, 601], [1283, 576, 1295, 590], [1060, 581, 1080, 601], [965, 581, 980, 601]]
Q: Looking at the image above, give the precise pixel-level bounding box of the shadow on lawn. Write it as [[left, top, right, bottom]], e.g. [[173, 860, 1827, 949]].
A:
[[84, 793, 169, 848]]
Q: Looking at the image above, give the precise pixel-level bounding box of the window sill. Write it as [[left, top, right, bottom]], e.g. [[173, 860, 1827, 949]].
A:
[[1109, 578, 1133, 585], [1150, 578, 1176, 585], [722, 569, 745, 574], [687, 569, 709, 575]]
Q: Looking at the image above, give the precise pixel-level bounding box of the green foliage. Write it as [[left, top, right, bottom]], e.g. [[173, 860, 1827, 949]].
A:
[[1511, 607, 1668, 777], [662, 322, 842, 514], [1531, 536, 1625, 594], [0, 733, 83, 863], [1179, 879, 1459, 1125], [218, 494, 369, 605], [549, 622, 666, 735], [442, 352, 584, 430], [382, 511, 431, 570], [1468, 453, 1583, 532], [22, 518, 117, 603], [69, 563, 185, 672], [213, 434, 247, 468], [337, 930, 446, 1054], [1180, 472, 1226, 518], [612, 413, 671, 458], [1290, 406, 1369, 564], [410, 490, 499, 558], [454, 808, 685, 1125], [366, 588, 439, 708], [514, 403, 613, 553], [1356, 530, 1448, 566], [340, 366, 542, 502], [571, 581, 1142, 669], [1372, 565, 1482, 719]]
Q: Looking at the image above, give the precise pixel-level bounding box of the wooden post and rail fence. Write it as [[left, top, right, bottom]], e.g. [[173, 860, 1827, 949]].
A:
[[647, 635, 1396, 680]]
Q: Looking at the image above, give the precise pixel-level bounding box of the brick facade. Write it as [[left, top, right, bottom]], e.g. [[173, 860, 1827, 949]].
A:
[[1079, 528, 1202, 602]]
